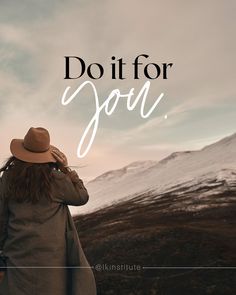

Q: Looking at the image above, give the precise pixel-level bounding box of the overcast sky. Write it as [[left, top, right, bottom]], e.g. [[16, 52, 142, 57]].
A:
[[0, 0, 235, 179]]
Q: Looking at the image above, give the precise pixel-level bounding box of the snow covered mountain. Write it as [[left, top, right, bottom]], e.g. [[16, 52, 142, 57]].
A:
[[70, 133, 236, 215]]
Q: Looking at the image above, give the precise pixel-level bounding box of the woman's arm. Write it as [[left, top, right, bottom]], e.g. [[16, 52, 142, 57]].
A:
[[0, 177, 8, 272], [52, 169, 89, 206], [51, 148, 89, 206]]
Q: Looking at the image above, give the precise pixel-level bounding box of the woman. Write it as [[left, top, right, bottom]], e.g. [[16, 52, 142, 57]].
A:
[[0, 127, 96, 295]]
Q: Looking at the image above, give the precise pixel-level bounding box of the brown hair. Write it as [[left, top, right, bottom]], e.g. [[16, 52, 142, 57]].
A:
[[0, 156, 70, 203]]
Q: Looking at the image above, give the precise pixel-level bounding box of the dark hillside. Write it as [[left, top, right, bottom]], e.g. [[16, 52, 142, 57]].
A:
[[74, 188, 236, 295]]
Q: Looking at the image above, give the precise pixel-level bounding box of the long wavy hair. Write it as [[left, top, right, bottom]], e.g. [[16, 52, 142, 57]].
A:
[[0, 156, 69, 203]]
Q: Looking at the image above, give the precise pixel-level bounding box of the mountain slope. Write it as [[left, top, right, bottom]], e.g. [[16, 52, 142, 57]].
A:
[[70, 133, 236, 215], [75, 185, 236, 295], [73, 134, 236, 294]]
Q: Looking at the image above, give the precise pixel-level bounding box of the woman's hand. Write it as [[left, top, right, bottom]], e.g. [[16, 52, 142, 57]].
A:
[[0, 271, 4, 283], [51, 147, 68, 167]]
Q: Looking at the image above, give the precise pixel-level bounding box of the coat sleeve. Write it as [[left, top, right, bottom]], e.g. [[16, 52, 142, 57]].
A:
[[52, 170, 89, 206], [0, 177, 8, 270]]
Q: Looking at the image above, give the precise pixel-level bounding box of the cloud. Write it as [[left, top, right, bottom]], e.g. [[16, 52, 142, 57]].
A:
[[0, 0, 236, 178]]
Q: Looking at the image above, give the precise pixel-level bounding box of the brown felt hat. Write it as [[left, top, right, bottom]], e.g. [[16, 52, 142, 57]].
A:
[[10, 127, 57, 163]]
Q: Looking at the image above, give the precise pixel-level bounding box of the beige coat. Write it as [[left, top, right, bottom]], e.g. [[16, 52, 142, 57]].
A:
[[0, 170, 97, 295]]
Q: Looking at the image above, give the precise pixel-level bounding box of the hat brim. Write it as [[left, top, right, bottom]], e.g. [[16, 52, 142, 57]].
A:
[[10, 139, 57, 163]]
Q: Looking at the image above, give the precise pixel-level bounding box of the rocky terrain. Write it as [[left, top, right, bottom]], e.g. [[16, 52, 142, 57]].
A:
[[74, 186, 236, 294]]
